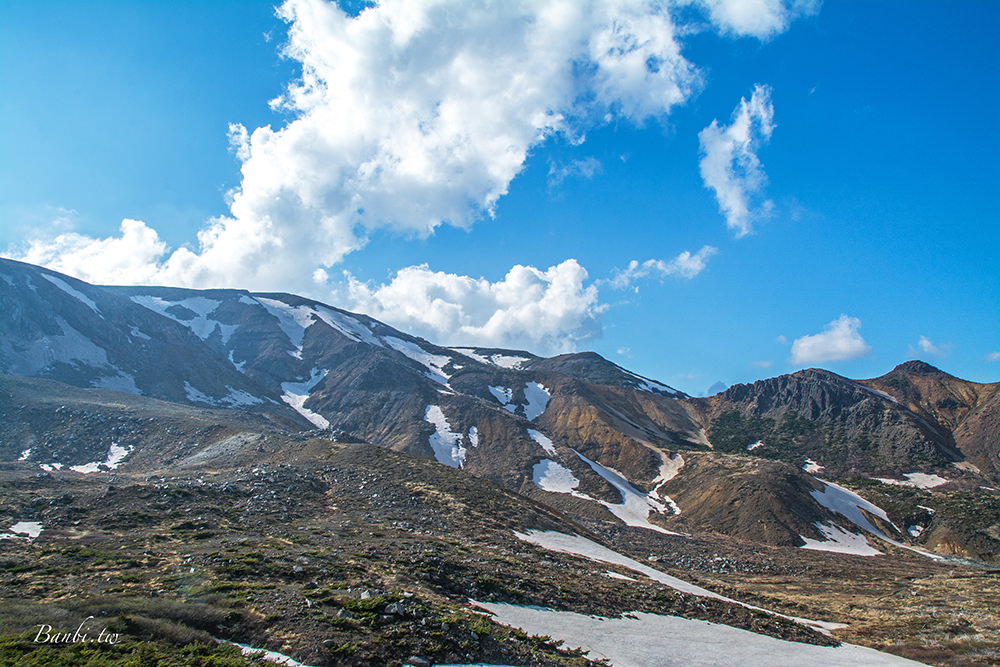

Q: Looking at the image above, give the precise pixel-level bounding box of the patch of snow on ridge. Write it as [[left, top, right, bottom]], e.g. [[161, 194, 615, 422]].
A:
[[312, 306, 382, 346], [468, 426, 479, 447], [855, 382, 898, 403], [232, 641, 315, 667], [130, 295, 225, 341], [8, 522, 43, 539], [40, 463, 63, 472], [451, 348, 530, 369], [522, 382, 551, 420], [809, 479, 899, 539], [471, 601, 922, 667], [803, 458, 824, 473], [92, 371, 141, 395], [488, 385, 515, 411], [67, 442, 135, 474], [255, 297, 315, 358], [622, 368, 680, 396], [18, 449, 32, 461], [533, 460, 581, 494], [490, 353, 530, 369], [184, 381, 215, 405], [41, 273, 102, 315], [800, 522, 882, 556], [573, 450, 679, 535], [281, 369, 330, 429], [875, 473, 949, 489], [649, 452, 683, 515], [527, 430, 557, 456], [383, 336, 452, 386], [425, 405, 466, 468], [221, 387, 264, 408]]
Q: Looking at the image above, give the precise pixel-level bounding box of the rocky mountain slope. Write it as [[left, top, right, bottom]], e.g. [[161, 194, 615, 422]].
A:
[[3, 257, 1000, 665]]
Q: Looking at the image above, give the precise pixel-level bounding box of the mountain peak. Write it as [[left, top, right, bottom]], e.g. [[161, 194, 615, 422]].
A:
[[892, 360, 945, 376]]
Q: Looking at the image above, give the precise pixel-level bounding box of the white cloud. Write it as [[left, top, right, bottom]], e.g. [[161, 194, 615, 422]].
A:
[[907, 335, 948, 358], [790, 315, 872, 365], [12, 0, 712, 291], [985, 352, 1000, 363], [610, 245, 718, 288], [548, 157, 603, 188], [13, 219, 170, 285], [691, 0, 819, 39], [752, 360, 773, 368], [698, 84, 775, 236], [6, 0, 813, 295], [341, 259, 603, 355]]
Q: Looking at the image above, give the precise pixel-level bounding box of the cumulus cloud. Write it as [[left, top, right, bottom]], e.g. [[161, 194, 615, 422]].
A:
[[14, 219, 170, 285], [12, 0, 712, 291], [610, 245, 718, 288], [7, 0, 814, 295], [692, 0, 820, 39], [907, 335, 948, 358], [341, 259, 603, 355], [789, 315, 872, 365], [698, 84, 775, 236]]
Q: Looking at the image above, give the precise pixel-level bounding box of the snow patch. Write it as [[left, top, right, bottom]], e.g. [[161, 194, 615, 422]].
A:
[[622, 368, 681, 396], [952, 461, 981, 474], [221, 387, 264, 408], [40, 463, 63, 472], [527, 429, 557, 456], [128, 325, 151, 341], [472, 601, 922, 667], [232, 642, 315, 667], [255, 297, 315, 358], [468, 426, 479, 447], [875, 473, 949, 489], [425, 405, 466, 468], [908, 525, 924, 538], [809, 479, 899, 539], [649, 452, 683, 515], [131, 295, 226, 341], [532, 460, 581, 494], [91, 371, 141, 395], [67, 443, 134, 474], [281, 369, 330, 429], [747, 440, 764, 451], [522, 382, 551, 420], [800, 522, 882, 556], [383, 336, 452, 386], [513, 530, 848, 635], [312, 306, 382, 346], [7, 521, 43, 539], [603, 571, 636, 581], [42, 273, 101, 315], [803, 458, 824, 473], [573, 450, 679, 535], [451, 348, 530, 369], [184, 381, 215, 405], [488, 385, 515, 411], [18, 449, 32, 461]]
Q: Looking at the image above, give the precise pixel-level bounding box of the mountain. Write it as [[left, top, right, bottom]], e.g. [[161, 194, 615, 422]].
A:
[[2, 257, 1000, 665]]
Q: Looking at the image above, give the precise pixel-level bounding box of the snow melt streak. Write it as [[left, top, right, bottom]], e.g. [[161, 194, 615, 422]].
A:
[[425, 405, 466, 468]]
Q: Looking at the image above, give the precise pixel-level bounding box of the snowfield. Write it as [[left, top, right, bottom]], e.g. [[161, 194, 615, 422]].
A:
[[800, 521, 882, 556], [875, 473, 949, 489], [425, 405, 466, 468], [280, 369, 330, 429], [471, 602, 927, 667]]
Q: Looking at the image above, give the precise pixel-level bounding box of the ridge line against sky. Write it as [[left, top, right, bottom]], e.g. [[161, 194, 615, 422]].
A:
[[1, 0, 997, 394]]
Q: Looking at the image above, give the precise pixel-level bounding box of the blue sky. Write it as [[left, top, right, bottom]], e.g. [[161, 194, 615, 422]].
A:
[[2, 0, 997, 394]]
